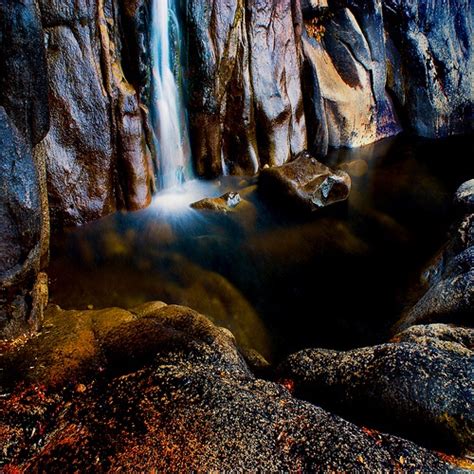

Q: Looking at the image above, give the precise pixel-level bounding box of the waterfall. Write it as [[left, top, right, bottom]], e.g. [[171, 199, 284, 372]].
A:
[[151, 0, 193, 189]]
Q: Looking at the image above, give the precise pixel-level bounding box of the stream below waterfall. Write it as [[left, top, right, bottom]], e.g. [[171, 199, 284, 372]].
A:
[[48, 134, 472, 361]]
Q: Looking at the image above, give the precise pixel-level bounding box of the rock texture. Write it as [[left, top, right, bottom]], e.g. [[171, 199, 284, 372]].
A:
[[0, 109, 44, 339], [301, 0, 401, 156], [259, 152, 351, 211], [1, 303, 458, 471], [0, 0, 50, 340], [384, 0, 474, 138], [35, 0, 154, 226], [279, 325, 474, 455], [185, 0, 306, 177]]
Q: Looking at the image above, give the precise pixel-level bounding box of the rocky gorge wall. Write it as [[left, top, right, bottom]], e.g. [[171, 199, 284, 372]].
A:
[[0, 0, 473, 338]]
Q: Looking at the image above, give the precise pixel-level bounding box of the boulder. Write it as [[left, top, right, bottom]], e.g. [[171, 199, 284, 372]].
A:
[[278, 329, 474, 455], [259, 152, 351, 212], [0, 108, 43, 339], [1, 303, 457, 471], [394, 184, 474, 333], [191, 192, 241, 213], [383, 0, 473, 138]]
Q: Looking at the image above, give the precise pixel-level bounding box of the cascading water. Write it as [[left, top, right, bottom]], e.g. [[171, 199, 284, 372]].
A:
[[151, 0, 193, 189]]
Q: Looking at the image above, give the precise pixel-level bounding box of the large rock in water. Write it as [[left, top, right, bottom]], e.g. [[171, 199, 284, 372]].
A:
[[259, 152, 351, 211], [35, 0, 154, 226], [1, 303, 456, 471], [185, 0, 306, 176], [384, 0, 473, 138], [279, 324, 474, 455]]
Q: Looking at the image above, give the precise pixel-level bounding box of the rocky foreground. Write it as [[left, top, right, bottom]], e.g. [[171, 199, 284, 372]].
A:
[[1, 181, 473, 471]]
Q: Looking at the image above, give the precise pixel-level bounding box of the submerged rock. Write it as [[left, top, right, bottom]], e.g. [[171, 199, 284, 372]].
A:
[[259, 152, 351, 212], [48, 253, 271, 358], [1, 303, 457, 471], [279, 327, 474, 455], [191, 192, 242, 213]]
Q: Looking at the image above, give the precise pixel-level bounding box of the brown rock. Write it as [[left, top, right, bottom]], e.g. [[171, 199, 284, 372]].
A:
[[191, 192, 241, 213], [259, 152, 351, 211]]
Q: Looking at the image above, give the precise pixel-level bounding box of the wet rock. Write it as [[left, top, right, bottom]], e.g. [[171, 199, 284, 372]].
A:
[[191, 192, 241, 213], [0, 108, 43, 339], [35, 0, 153, 226], [0, 0, 49, 145], [279, 333, 474, 454], [1, 303, 457, 471], [301, 1, 400, 156], [383, 0, 473, 138], [186, 0, 306, 176], [454, 179, 474, 213], [259, 152, 351, 212]]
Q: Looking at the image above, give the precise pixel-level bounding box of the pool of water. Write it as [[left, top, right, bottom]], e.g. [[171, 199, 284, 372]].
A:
[[48, 134, 473, 361]]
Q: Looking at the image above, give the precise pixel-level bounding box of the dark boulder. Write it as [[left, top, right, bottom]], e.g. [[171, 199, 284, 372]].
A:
[[279, 328, 474, 455], [383, 0, 473, 138], [0, 107, 43, 338], [454, 179, 474, 214], [259, 152, 351, 212], [1, 302, 456, 471]]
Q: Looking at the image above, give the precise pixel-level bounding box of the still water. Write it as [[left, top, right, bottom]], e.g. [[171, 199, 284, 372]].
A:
[[49, 135, 473, 361]]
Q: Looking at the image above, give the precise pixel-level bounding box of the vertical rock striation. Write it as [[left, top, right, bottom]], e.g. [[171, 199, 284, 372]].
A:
[[35, 0, 154, 227], [0, 0, 50, 338], [384, 0, 473, 138], [186, 0, 307, 177]]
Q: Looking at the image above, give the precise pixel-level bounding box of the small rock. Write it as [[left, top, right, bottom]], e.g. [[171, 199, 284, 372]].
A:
[[190, 192, 241, 212]]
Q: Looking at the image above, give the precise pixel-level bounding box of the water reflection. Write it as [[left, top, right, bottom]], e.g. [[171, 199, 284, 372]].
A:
[[49, 135, 472, 360]]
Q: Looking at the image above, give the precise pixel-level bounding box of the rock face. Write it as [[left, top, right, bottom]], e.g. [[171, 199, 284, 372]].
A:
[[259, 152, 351, 211], [185, 0, 307, 177], [301, 0, 401, 156], [279, 325, 474, 455], [0, 0, 50, 340], [384, 0, 474, 138], [1, 303, 455, 471], [0, 108, 44, 339], [35, 0, 154, 226]]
